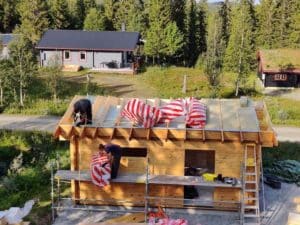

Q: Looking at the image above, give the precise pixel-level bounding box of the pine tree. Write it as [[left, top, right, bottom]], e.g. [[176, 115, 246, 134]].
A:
[[270, 0, 298, 48], [0, 0, 19, 33], [84, 8, 106, 31], [84, 0, 96, 10], [171, 0, 186, 34], [75, 0, 85, 28], [184, 0, 199, 66], [219, 0, 231, 49], [66, 0, 78, 29], [205, 10, 224, 92], [224, 0, 256, 96], [103, 0, 117, 30], [114, 0, 146, 33], [145, 0, 183, 63], [289, 0, 300, 48], [17, 0, 50, 45], [49, 0, 70, 29], [144, 0, 172, 62], [164, 22, 184, 57], [197, 0, 208, 56], [256, 0, 277, 48]]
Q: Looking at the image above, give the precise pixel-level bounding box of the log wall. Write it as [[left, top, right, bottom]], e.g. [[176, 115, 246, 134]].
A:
[[71, 137, 260, 209]]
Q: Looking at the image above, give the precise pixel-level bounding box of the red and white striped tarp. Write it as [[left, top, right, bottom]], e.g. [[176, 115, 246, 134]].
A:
[[159, 97, 206, 128], [185, 97, 206, 128], [121, 99, 163, 128], [121, 98, 206, 128], [159, 98, 185, 123], [90, 152, 111, 187]]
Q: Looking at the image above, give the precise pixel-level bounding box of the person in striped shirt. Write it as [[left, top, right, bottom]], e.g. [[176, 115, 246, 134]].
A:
[[99, 143, 122, 179]]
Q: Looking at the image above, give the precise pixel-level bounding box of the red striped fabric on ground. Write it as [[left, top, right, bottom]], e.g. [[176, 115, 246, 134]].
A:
[[90, 152, 111, 188], [121, 99, 163, 128]]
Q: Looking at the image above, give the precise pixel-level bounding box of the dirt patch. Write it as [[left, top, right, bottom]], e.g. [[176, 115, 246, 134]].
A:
[[264, 88, 300, 101]]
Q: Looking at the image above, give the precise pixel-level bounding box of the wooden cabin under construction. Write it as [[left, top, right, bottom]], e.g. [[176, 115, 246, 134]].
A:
[[54, 95, 277, 213]]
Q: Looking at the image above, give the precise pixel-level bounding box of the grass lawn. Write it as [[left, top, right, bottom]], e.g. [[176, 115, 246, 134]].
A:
[[263, 97, 300, 127], [139, 66, 261, 98]]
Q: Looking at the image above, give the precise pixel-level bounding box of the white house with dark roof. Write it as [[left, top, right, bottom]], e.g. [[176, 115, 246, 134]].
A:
[[0, 34, 16, 59], [36, 30, 142, 73]]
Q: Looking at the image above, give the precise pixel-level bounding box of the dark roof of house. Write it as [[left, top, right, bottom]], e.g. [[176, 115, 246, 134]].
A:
[[258, 49, 300, 73], [36, 30, 141, 51], [0, 34, 16, 46]]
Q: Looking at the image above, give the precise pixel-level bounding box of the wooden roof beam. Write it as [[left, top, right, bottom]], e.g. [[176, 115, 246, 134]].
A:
[[110, 128, 116, 140], [219, 99, 225, 142], [128, 124, 134, 141], [94, 96, 112, 126], [237, 110, 244, 143], [165, 122, 169, 142], [114, 98, 127, 126]]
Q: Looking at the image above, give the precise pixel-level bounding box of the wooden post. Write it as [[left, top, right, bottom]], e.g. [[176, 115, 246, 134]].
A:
[[70, 136, 80, 203], [182, 75, 187, 94]]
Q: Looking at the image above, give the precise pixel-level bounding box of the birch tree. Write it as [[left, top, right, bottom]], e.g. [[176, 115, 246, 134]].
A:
[[40, 55, 62, 103], [9, 36, 37, 107], [224, 0, 256, 96]]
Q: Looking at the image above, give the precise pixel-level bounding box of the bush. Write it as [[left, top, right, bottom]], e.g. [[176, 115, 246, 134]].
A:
[[263, 142, 300, 168]]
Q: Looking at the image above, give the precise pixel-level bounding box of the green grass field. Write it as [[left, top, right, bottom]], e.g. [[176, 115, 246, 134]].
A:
[[2, 66, 300, 127], [264, 97, 300, 127]]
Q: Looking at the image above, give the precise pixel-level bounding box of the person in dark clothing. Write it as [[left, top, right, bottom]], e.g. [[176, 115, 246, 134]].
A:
[[99, 143, 122, 179]]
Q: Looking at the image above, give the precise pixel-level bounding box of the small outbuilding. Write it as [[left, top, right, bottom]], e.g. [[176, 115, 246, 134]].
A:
[[257, 49, 300, 88], [54, 96, 277, 222], [36, 30, 142, 73]]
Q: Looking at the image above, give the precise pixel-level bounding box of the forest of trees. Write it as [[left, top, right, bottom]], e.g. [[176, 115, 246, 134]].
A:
[[0, 0, 299, 106]]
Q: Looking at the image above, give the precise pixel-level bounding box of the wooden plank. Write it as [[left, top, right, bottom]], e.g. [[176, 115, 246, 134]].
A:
[[128, 126, 134, 140], [55, 170, 241, 188], [70, 136, 80, 202], [101, 213, 145, 224], [79, 182, 146, 206], [92, 96, 106, 121], [120, 157, 147, 174], [213, 187, 241, 209], [114, 98, 127, 126], [55, 170, 146, 183], [237, 111, 244, 142], [148, 175, 241, 188], [94, 96, 113, 126], [219, 100, 224, 142]]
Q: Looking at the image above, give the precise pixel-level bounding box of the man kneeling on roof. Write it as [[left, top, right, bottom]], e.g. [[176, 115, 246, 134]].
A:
[[99, 143, 122, 179]]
